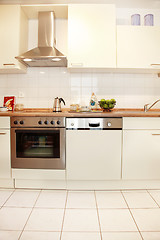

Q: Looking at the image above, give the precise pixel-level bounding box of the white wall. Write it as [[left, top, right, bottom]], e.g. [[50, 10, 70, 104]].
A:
[[0, 68, 160, 109]]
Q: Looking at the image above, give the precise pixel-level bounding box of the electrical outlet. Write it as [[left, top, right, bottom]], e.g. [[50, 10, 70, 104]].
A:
[[18, 91, 25, 98]]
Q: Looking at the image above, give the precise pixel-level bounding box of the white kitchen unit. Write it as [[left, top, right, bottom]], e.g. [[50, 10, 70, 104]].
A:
[[117, 26, 160, 69], [0, 5, 28, 73], [12, 169, 66, 189], [68, 4, 116, 69], [0, 117, 14, 188], [66, 129, 122, 180], [123, 117, 160, 180]]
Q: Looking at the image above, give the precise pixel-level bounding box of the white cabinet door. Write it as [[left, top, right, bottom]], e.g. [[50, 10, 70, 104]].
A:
[[117, 26, 160, 69], [0, 129, 11, 178], [66, 130, 121, 180], [0, 5, 28, 73], [68, 4, 116, 68], [123, 130, 160, 180]]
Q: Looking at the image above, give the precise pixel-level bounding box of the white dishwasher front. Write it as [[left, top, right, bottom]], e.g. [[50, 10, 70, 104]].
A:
[[66, 118, 122, 180]]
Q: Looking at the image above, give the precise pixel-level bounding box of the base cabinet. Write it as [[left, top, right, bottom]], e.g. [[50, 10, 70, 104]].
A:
[[123, 118, 160, 180], [0, 117, 11, 179], [66, 130, 122, 180]]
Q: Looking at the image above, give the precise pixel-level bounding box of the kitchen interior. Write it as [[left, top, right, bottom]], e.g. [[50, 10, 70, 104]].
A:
[[1, 0, 160, 239]]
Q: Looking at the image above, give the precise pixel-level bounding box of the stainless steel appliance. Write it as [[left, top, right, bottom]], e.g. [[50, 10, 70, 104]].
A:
[[53, 97, 65, 112], [11, 116, 65, 169], [16, 12, 67, 67]]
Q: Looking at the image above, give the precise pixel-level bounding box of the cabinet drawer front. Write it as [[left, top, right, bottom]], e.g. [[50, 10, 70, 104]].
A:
[[0, 117, 10, 128], [123, 117, 160, 130]]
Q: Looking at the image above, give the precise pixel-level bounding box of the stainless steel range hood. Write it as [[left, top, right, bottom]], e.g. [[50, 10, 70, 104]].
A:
[[16, 11, 67, 67]]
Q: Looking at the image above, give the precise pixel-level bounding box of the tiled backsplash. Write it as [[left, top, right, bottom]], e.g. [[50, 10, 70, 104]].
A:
[[0, 67, 160, 109]]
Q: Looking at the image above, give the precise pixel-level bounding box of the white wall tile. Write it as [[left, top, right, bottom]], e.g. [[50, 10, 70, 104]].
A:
[[0, 67, 160, 109]]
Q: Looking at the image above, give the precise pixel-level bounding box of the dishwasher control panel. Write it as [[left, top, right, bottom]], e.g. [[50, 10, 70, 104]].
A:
[[66, 118, 122, 130]]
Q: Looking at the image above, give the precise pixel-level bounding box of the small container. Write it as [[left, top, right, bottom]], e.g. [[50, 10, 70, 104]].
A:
[[89, 93, 98, 110], [15, 104, 24, 111], [144, 14, 154, 26], [0, 107, 8, 112], [131, 14, 141, 25], [70, 104, 79, 111]]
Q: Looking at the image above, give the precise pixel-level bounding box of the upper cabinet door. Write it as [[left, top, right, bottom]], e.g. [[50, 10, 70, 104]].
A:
[[0, 5, 28, 73], [117, 26, 160, 69], [68, 4, 116, 68]]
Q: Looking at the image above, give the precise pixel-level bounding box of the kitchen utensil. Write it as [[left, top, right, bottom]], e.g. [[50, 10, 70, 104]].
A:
[[53, 97, 65, 112]]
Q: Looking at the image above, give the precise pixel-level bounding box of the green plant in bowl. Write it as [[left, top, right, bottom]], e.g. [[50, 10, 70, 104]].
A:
[[99, 99, 116, 111]]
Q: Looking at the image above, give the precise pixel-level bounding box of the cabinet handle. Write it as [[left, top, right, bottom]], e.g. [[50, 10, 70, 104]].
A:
[[150, 64, 160, 66], [71, 63, 83, 67], [152, 134, 160, 136], [3, 63, 15, 66], [0, 132, 6, 135]]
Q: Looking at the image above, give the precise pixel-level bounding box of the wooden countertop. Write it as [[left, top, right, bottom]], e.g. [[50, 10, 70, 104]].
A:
[[1, 108, 160, 117]]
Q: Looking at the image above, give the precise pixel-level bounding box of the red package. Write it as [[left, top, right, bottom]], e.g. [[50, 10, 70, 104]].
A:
[[4, 96, 16, 111]]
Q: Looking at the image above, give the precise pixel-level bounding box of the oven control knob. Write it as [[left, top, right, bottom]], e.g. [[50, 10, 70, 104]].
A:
[[71, 123, 74, 126], [57, 120, 61, 125], [107, 122, 112, 127], [51, 120, 55, 125], [44, 120, 49, 125], [20, 120, 24, 125], [38, 120, 43, 125], [14, 120, 18, 125]]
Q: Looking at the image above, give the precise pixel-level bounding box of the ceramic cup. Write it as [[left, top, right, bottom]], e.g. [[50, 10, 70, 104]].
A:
[[131, 14, 141, 25]]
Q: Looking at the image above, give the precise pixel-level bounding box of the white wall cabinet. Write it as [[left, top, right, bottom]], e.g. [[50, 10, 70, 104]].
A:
[[117, 26, 160, 69], [0, 117, 11, 179], [68, 4, 116, 69], [0, 5, 28, 73], [66, 130, 121, 180], [123, 117, 160, 180]]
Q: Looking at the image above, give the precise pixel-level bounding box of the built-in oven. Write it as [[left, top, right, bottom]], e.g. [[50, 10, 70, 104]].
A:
[[11, 117, 65, 169]]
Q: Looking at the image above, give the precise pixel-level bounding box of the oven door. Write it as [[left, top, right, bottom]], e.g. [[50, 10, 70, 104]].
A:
[[11, 128, 65, 169]]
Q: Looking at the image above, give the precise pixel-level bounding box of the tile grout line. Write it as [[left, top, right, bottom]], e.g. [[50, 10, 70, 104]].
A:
[[59, 190, 68, 240], [17, 189, 42, 240], [120, 190, 144, 240], [146, 190, 160, 208], [0, 188, 16, 209], [94, 191, 103, 240]]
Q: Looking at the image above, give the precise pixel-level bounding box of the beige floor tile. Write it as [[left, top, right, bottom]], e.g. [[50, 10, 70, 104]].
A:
[[123, 191, 158, 209], [0, 189, 14, 206], [63, 209, 100, 232], [61, 232, 101, 240], [102, 232, 142, 240], [131, 209, 160, 231], [0, 230, 21, 240], [148, 190, 160, 206], [95, 191, 128, 209], [4, 189, 40, 208], [141, 232, 160, 240], [35, 190, 67, 208], [66, 191, 96, 208], [0, 207, 32, 230], [20, 231, 61, 240], [25, 208, 64, 231], [99, 209, 138, 232]]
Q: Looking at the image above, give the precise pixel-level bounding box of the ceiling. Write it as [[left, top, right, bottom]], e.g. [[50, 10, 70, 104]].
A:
[[0, 0, 160, 8]]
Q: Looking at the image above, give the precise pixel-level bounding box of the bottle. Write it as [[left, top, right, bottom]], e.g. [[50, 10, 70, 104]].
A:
[[89, 93, 98, 110]]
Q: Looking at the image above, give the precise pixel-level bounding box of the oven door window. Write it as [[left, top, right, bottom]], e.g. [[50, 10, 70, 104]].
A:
[[16, 130, 60, 158]]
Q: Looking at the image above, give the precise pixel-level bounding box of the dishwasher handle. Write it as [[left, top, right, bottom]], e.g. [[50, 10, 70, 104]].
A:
[[89, 123, 100, 127]]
